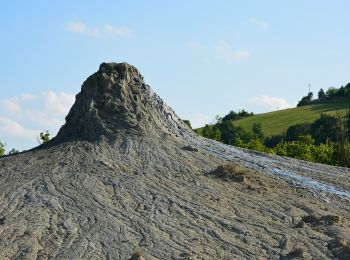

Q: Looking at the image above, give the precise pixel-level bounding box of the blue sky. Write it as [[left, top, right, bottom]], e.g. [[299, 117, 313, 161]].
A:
[[1, 0, 350, 151]]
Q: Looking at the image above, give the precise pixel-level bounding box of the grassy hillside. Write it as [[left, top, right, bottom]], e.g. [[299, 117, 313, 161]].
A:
[[231, 102, 350, 136]]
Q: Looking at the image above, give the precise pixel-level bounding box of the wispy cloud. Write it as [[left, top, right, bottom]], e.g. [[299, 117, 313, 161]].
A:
[[104, 24, 130, 36], [186, 40, 249, 64], [214, 41, 250, 64], [66, 20, 131, 38], [247, 95, 292, 111], [249, 17, 269, 31]]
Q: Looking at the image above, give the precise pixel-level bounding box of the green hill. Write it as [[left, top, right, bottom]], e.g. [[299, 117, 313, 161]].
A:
[[231, 102, 350, 136]]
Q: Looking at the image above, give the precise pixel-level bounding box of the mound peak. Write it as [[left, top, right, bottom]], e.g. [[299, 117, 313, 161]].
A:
[[54, 62, 189, 143]]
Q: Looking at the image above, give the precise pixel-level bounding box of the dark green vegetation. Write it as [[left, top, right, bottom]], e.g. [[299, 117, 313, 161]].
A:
[[196, 111, 350, 167], [297, 83, 350, 107], [0, 141, 4, 156], [195, 83, 350, 167], [39, 130, 50, 144]]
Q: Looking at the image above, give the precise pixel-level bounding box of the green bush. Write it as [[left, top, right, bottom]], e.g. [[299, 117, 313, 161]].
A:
[[39, 130, 50, 144], [0, 141, 5, 157]]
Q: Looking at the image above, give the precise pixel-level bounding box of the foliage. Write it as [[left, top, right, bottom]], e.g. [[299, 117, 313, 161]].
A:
[[217, 121, 237, 144], [202, 124, 221, 141], [297, 92, 313, 107], [347, 110, 350, 138], [298, 83, 350, 107], [246, 138, 271, 153], [0, 141, 5, 157], [318, 88, 326, 100], [8, 148, 19, 155], [312, 142, 335, 165], [275, 135, 315, 161], [264, 134, 285, 148], [252, 123, 264, 141], [310, 114, 338, 144], [182, 120, 192, 129], [195, 99, 350, 168], [286, 123, 311, 141], [222, 109, 253, 121], [39, 130, 50, 144], [333, 140, 350, 167]]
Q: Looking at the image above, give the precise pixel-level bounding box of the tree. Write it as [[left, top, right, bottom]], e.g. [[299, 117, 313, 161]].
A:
[[326, 87, 337, 99], [222, 111, 238, 121], [182, 120, 192, 129], [297, 92, 313, 107], [222, 110, 254, 122], [39, 130, 50, 144], [286, 123, 311, 141], [202, 124, 221, 141], [0, 141, 5, 157], [252, 123, 264, 140], [310, 114, 338, 144], [318, 88, 326, 100], [264, 134, 285, 148], [347, 110, 350, 139], [218, 120, 238, 144]]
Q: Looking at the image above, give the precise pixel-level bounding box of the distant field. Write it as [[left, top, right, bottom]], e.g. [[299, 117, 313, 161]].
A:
[[233, 102, 350, 136]]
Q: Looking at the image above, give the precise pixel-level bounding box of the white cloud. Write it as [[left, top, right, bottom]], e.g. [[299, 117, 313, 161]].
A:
[[104, 24, 130, 36], [66, 21, 130, 38], [249, 17, 269, 31], [214, 41, 250, 64], [0, 91, 75, 140], [0, 117, 38, 141], [247, 95, 292, 111]]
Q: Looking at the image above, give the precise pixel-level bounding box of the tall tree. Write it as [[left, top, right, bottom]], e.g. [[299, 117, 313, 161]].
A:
[[318, 88, 326, 100], [252, 123, 264, 140], [310, 114, 338, 144], [286, 123, 311, 141]]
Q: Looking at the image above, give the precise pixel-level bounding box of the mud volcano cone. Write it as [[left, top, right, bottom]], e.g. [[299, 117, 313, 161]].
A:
[[54, 62, 190, 144]]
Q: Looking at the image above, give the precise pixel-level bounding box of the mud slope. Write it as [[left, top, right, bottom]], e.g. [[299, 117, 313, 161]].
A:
[[0, 63, 349, 259]]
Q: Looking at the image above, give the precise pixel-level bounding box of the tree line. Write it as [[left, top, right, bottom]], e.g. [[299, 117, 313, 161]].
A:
[[192, 110, 350, 167], [298, 82, 350, 107]]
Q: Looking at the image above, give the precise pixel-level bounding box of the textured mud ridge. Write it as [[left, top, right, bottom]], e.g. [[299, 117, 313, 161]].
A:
[[0, 63, 349, 259]]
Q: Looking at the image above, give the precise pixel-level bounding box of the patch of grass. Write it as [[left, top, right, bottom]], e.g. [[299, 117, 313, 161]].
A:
[[130, 250, 144, 260], [234, 102, 350, 136], [208, 164, 249, 182]]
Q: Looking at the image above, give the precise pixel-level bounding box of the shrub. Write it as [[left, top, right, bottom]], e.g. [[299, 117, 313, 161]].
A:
[[209, 164, 248, 182], [0, 141, 4, 157], [39, 130, 50, 144], [182, 119, 192, 129], [246, 138, 267, 153]]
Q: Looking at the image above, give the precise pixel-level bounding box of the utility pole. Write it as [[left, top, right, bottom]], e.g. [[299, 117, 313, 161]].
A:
[[308, 83, 311, 94]]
